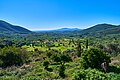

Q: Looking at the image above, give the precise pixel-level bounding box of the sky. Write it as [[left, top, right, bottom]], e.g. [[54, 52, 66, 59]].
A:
[[0, 0, 120, 30]]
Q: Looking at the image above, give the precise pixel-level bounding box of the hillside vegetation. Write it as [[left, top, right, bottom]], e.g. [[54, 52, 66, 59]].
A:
[[0, 21, 120, 79]]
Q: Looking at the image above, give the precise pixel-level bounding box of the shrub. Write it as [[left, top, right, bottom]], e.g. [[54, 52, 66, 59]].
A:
[[43, 60, 49, 69], [72, 68, 107, 80], [80, 48, 111, 69], [60, 54, 72, 64], [46, 51, 52, 58], [72, 68, 120, 80], [0, 46, 28, 68]]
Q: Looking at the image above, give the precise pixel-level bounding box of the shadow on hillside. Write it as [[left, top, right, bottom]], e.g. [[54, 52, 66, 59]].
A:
[[109, 66, 120, 74]]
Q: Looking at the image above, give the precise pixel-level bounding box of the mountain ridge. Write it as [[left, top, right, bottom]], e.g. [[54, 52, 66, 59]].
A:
[[0, 20, 120, 36], [79, 23, 120, 35], [0, 20, 31, 33]]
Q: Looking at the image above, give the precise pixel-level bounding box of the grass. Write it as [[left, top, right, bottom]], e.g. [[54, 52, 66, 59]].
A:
[[22, 45, 48, 51], [22, 41, 76, 52]]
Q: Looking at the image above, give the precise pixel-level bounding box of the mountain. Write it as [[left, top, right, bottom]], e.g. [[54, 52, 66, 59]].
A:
[[0, 20, 31, 33], [33, 28, 81, 32], [79, 23, 120, 35], [54, 28, 80, 32], [101, 27, 120, 34]]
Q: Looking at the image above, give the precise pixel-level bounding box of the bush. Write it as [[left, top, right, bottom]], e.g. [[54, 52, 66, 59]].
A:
[[72, 68, 107, 80], [60, 54, 72, 64], [0, 46, 28, 68], [80, 48, 111, 69], [46, 51, 52, 58], [51, 54, 61, 63], [72, 68, 120, 80], [43, 60, 49, 69]]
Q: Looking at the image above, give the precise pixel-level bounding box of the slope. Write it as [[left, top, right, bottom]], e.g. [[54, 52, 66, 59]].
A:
[[79, 23, 120, 35], [0, 20, 31, 33]]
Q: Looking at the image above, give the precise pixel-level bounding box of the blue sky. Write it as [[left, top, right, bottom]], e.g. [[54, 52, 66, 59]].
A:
[[0, 0, 120, 30]]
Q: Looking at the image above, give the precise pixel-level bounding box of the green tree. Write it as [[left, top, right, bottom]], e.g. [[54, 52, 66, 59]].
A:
[[86, 39, 88, 49], [59, 64, 65, 78], [76, 40, 82, 57], [60, 54, 72, 78], [80, 48, 111, 69], [60, 54, 72, 65], [51, 54, 61, 63], [51, 53, 72, 78]]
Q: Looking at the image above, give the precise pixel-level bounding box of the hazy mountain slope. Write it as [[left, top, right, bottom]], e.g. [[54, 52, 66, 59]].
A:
[[0, 20, 31, 33]]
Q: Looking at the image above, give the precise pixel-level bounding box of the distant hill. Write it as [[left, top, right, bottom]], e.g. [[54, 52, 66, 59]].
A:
[[33, 24, 120, 37], [54, 28, 80, 32], [1, 20, 119, 36], [34, 28, 81, 32], [80, 23, 120, 35], [0, 20, 31, 33]]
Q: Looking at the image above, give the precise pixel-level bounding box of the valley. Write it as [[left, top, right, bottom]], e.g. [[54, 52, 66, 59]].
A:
[[0, 20, 120, 79]]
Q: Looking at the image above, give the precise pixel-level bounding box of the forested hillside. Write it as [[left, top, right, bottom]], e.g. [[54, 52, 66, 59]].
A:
[[79, 23, 120, 36], [0, 20, 31, 33]]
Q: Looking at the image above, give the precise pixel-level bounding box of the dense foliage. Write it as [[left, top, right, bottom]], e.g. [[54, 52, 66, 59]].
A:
[[0, 46, 28, 68], [80, 48, 111, 69], [72, 68, 120, 80]]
